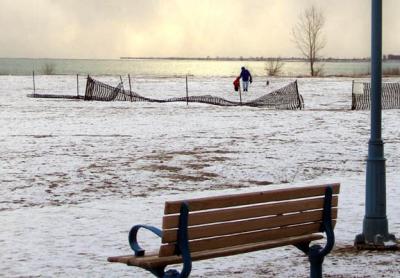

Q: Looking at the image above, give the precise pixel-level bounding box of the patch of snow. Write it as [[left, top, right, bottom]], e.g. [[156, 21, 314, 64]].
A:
[[0, 75, 399, 277]]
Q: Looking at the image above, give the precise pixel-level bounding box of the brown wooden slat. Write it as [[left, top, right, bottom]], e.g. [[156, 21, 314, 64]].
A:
[[162, 196, 338, 229], [162, 209, 338, 243], [108, 234, 323, 268], [164, 183, 340, 214], [160, 222, 326, 256]]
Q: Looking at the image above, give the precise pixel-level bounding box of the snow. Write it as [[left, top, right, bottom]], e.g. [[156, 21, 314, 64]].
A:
[[0, 75, 399, 277]]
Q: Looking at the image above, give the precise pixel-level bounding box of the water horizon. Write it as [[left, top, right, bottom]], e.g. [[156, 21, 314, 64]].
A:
[[1, 57, 400, 77]]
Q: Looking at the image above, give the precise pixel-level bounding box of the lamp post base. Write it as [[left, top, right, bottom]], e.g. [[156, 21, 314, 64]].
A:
[[354, 233, 398, 250]]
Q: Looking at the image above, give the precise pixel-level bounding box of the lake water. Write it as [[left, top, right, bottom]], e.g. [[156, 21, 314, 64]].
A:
[[1, 57, 400, 77]]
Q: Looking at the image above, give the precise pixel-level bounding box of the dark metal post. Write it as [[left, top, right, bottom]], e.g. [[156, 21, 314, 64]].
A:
[[239, 84, 242, 105], [128, 74, 133, 102], [351, 80, 355, 110], [119, 75, 126, 101], [185, 75, 189, 106], [33, 71, 36, 94], [294, 80, 302, 110], [355, 0, 397, 248], [77, 74, 79, 97]]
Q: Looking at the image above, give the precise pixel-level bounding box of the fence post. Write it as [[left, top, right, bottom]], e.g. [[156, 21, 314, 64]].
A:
[[351, 80, 355, 110], [294, 80, 302, 110], [128, 74, 133, 102], [239, 84, 242, 105], [77, 74, 79, 97], [33, 71, 36, 94], [186, 75, 189, 106], [119, 75, 126, 101], [84, 75, 90, 100]]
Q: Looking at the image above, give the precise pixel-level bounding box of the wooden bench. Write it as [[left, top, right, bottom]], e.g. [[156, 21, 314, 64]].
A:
[[108, 183, 340, 278]]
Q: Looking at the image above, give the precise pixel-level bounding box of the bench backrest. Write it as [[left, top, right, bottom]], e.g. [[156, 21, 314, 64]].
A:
[[160, 183, 340, 257]]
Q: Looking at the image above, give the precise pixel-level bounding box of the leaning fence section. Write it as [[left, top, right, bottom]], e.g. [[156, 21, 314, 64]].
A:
[[84, 76, 304, 110], [352, 81, 400, 110], [245, 81, 304, 109], [84, 76, 167, 103], [84, 77, 124, 101]]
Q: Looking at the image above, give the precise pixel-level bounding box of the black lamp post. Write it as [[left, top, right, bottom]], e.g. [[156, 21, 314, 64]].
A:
[[355, 0, 397, 248]]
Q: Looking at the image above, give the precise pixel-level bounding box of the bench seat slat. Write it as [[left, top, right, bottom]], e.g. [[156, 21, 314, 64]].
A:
[[163, 196, 338, 229], [164, 183, 340, 214], [108, 234, 324, 269], [160, 222, 327, 257], [162, 209, 338, 243]]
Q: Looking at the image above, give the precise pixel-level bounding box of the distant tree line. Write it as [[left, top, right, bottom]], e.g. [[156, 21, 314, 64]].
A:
[[385, 54, 400, 60]]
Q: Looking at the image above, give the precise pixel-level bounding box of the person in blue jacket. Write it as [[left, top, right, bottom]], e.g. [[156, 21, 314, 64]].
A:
[[239, 66, 252, 92]]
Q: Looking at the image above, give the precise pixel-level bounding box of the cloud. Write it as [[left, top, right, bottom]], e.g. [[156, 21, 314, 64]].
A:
[[0, 0, 399, 58]]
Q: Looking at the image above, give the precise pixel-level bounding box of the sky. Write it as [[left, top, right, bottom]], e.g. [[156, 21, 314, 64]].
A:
[[0, 0, 399, 59]]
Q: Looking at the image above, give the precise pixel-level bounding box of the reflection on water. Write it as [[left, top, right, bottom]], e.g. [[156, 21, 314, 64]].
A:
[[1, 57, 400, 77]]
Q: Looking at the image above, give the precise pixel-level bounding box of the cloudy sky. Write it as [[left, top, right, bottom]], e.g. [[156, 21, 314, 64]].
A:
[[0, 0, 399, 59]]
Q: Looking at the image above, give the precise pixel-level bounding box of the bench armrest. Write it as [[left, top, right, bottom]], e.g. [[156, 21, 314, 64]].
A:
[[319, 186, 335, 256], [128, 225, 162, 256]]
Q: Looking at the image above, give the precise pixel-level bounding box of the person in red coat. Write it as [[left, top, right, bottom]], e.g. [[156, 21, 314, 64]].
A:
[[233, 76, 240, 91]]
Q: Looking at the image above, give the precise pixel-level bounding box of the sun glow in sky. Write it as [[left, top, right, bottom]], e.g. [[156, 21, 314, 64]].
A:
[[0, 0, 399, 59]]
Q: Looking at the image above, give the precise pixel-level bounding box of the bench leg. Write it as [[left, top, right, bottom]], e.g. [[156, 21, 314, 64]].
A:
[[146, 267, 182, 278], [143, 267, 189, 278], [294, 242, 324, 278], [143, 267, 165, 278], [308, 245, 324, 278]]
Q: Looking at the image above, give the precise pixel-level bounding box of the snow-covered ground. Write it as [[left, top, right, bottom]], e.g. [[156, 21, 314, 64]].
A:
[[0, 75, 399, 277]]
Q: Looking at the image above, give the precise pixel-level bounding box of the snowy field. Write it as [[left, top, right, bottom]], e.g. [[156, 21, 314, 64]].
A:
[[0, 75, 399, 277]]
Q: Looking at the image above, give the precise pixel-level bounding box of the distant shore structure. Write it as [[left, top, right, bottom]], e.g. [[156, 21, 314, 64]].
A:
[[120, 55, 400, 62]]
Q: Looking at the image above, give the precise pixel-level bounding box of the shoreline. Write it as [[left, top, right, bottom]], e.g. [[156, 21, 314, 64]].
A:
[[1, 73, 400, 78], [1, 58, 400, 77]]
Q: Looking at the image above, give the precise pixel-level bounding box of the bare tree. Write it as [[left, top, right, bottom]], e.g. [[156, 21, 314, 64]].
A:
[[292, 5, 326, 76], [265, 57, 285, 76]]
